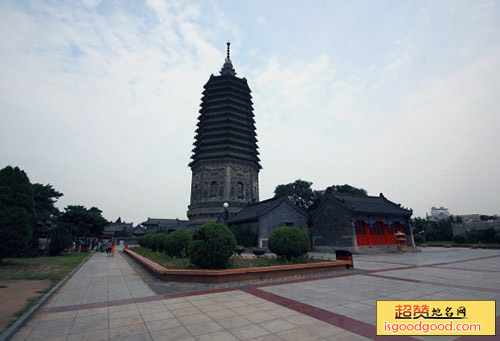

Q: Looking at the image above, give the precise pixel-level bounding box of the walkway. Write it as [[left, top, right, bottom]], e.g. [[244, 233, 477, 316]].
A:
[[10, 247, 500, 340]]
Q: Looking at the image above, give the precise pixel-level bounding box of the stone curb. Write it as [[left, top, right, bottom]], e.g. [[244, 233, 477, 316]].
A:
[[0, 252, 94, 341], [124, 248, 350, 283]]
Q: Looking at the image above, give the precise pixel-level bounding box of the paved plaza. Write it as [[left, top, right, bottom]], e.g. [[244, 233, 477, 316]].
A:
[[9, 247, 500, 340]]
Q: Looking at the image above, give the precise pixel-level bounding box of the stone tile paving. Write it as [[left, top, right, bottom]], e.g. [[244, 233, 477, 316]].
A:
[[10, 247, 500, 340]]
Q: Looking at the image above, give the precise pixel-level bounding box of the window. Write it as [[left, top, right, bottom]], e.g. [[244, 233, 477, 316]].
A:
[[210, 182, 217, 197], [237, 182, 244, 199]]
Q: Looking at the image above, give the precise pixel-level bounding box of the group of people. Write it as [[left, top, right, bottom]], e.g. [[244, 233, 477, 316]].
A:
[[105, 242, 115, 257]]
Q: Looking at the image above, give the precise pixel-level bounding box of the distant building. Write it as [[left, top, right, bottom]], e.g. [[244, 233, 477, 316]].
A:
[[227, 197, 308, 248], [130, 225, 146, 237], [310, 191, 415, 253], [141, 218, 189, 234], [429, 206, 450, 221], [103, 221, 133, 237], [453, 214, 500, 235]]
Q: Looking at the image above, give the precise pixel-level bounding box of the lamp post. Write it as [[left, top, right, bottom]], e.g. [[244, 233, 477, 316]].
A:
[[223, 202, 229, 221]]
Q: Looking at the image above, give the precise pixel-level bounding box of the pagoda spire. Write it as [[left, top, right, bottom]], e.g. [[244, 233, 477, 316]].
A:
[[220, 41, 236, 76]]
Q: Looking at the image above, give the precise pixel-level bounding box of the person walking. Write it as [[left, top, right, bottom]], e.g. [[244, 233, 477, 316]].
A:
[[105, 242, 112, 257], [111, 243, 115, 257]]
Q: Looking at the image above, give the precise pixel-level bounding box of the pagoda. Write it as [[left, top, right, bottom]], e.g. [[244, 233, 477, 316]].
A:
[[187, 42, 261, 227]]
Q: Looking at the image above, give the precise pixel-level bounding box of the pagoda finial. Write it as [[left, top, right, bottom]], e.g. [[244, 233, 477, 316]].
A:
[[220, 41, 236, 76]]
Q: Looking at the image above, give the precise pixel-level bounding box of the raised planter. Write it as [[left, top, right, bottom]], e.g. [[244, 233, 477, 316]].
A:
[[252, 248, 266, 256], [124, 249, 351, 283]]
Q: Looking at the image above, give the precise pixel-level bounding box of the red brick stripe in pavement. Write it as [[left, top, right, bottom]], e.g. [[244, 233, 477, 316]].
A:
[[243, 287, 419, 341], [428, 265, 500, 273], [43, 287, 235, 313], [43, 254, 500, 314], [363, 273, 500, 293]]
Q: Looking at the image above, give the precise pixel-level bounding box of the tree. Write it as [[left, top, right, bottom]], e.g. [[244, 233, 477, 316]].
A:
[[0, 166, 35, 262], [274, 179, 319, 210], [274, 180, 368, 211], [328, 184, 367, 196], [59, 205, 109, 239], [33, 183, 63, 221]]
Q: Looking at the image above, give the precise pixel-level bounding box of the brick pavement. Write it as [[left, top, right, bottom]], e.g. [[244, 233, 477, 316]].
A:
[[9, 247, 500, 340]]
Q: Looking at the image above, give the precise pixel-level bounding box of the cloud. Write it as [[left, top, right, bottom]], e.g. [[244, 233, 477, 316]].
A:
[[0, 0, 227, 223]]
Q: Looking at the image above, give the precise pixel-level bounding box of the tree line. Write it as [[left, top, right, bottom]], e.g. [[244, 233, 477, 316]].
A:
[[0, 166, 109, 262], [274, 179, 367, 211]]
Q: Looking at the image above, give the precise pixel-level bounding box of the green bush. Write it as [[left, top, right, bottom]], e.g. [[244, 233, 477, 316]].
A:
[[165, 230, 191, 257], [268, 226, 309, 259], [49, 226, 72, 256], [413, 234, 424, 244], [138, 235, 152, 248], [453, 234, 468, 244], [466, 230, 482, 244], [495, 232, 500, 244], [189, 223, 236, 269], [480, 228, 496, 243], [149, 233, 168, 252]]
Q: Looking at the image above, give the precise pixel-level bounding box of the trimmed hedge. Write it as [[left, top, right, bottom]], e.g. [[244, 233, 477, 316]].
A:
[[413, 234, 424, 244], [268, 226, 309, 259], [149, 233, 168, 252], [189, 223, 236, 269], [138, 234, 152, 248], [453, 234, 468, 244], [165, 230, 191, 257]]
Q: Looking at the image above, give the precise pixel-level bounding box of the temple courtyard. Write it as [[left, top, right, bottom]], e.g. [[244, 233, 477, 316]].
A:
[[9, 247, 500, 341]]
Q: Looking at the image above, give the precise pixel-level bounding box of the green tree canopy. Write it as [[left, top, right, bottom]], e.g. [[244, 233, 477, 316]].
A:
[[274, 179, 319, 210], [59, 205, 109, 238], [327, 184, 367, 196], [33, 183, 63, 221], [0, 166, 35, 261], [274, 180, 367, 210], [411, 215, 461, 242]]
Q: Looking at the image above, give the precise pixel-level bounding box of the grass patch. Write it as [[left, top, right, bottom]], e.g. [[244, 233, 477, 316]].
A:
[[0, 252, 90, 333], [132, 248, 193, 269], [131, 247, 324, 270], [0, 252, 90, 285]]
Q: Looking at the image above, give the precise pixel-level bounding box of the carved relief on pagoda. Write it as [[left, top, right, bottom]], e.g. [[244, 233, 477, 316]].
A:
[[190, 165, 226, 203]]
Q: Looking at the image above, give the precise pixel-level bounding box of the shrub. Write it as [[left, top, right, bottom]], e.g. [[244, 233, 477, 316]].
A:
[[268, 226, 309, 259], [189, 223, 236, 269], [165, 230, 191, 257], [480, 228, 496, 243], [413, 234, 424, 244], [149, 233, 168, 252], [138, 235, 151, 248], [495, 232, 500, 244], [453, 234, 468, 244], [49, 226, 72, 256], [466, 230, 482, 244]]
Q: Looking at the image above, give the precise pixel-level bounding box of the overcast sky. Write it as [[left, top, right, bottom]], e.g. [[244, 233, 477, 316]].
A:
[[1, 0, 499, 224]]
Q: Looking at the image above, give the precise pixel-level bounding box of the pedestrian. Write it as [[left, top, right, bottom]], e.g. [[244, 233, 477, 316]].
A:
[[111, 243, 115, 257], [106, 243, 112, 256]]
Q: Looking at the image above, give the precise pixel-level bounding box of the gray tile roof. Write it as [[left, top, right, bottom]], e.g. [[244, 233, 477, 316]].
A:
[[227, 197, 307, 223], [103, 222, 133, 233], [142, 218, 189, 232], [329, 192, 412, 216]]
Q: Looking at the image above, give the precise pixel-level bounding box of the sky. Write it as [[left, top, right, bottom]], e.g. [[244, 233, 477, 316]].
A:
[[1, 0, 499, 225]]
